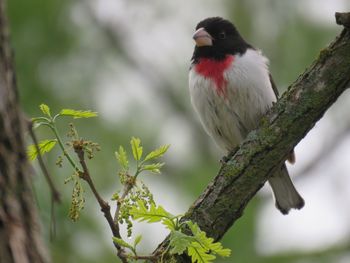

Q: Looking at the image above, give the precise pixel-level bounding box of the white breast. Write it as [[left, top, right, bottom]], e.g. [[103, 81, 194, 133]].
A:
[[189, 49, 276, 152]]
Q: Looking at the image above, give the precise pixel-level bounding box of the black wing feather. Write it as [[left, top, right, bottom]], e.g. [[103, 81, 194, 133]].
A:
[[269, 73, 279, 98]]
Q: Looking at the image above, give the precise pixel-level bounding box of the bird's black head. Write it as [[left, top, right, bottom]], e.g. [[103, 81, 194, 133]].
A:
[[192, 17, 252, 62]]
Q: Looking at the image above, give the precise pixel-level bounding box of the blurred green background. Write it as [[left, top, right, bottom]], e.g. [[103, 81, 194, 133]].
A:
[[7, 0, 350, 262]]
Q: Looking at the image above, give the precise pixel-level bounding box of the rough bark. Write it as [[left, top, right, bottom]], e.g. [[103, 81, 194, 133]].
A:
[[0, 1, 49, 262], [155, 12, 350, 262]]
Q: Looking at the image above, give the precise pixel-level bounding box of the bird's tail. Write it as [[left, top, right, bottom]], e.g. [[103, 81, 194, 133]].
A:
[[268, 164, 304, 214]]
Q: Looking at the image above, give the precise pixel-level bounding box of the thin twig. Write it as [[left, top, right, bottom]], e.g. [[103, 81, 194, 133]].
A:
[[73, 141, 129, 263], [51, 124, 80, 172], [28, 120, 61, 203], [28, 120, 60, 241]]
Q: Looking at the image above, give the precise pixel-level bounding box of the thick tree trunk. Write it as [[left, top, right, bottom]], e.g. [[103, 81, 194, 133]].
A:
[[0, 1, 49, 262]]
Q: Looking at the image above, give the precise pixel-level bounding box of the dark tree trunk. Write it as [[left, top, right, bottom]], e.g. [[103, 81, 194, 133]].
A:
[[0, 1, 49, 262]]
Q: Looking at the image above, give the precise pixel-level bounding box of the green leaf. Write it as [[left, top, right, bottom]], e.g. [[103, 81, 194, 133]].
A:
[[169, 231, 193, 255], [141, 163, 164, 174], [39, 104, 51, 117], [211, 245, 231, 257], [112, 237, 133, 251], [187, 221, 207, 242], [115, 146, 129, 170], [187, 221, 231, 258], [162, 218, 176, 231], [111, 192, 119, 201], [144, 144, 170, 162], [130, 200, 173, 223], [134, 234, 142, 247], [130, 137, 142, 161], [59, 109, 98, 119], [27, 139, 57, 160], [188, 242, 216, 263]]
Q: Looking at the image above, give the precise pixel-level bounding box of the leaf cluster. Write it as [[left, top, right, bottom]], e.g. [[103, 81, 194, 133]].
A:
[[113, 138, 230, 262], [28, 104, 98, 161], [113, 138, 169, 239], [28, 104, 231, 262], [28, 104, 98, 220], [128, 201, 230, 263]]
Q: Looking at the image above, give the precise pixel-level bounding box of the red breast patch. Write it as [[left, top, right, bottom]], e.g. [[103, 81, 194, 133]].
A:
[[195, 55, 234, 95]]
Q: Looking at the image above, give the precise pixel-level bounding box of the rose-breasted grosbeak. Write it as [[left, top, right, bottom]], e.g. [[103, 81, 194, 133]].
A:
[[189, 17, 304, 214]]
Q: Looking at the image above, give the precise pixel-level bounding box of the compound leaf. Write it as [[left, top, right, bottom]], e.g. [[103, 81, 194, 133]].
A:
[[144, 144, 170, 162], [115, 146, 129, 170], [130, 137, 143, 161]]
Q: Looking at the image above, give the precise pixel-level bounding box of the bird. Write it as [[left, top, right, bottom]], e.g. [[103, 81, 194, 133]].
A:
[[188, 17, 304, 214]]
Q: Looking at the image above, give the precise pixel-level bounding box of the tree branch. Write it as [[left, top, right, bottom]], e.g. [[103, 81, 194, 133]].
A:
[[28, 121, 61, 203], [72, 141, 128, 262], [154, 12, 350, 261]]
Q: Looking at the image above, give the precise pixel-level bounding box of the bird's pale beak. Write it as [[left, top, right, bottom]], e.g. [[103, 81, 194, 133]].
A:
[[193, 27, 213, 47]]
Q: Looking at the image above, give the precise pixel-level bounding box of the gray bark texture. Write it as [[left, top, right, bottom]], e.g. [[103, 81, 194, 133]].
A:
[[0, 1, 49, 263], [155, 12, 350, 262]]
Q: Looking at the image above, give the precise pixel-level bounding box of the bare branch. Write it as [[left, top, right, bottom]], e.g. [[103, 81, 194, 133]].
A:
[[72, 141, 128, 262]]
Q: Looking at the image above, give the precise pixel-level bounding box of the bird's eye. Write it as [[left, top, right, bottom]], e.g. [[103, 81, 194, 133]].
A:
[[219, 32, 226, 39]]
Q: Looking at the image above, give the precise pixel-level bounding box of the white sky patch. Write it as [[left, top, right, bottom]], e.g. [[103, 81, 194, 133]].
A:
[[159, 115, 197, 166], [287, 118, 333, 176], [91, 0, 226, 75], [94, 64, 167, 123], [297, 0, 350, 27], [258, 167, 350, 254]]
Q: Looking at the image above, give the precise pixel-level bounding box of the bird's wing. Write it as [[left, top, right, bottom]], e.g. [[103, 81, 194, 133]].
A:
[[269, 73, 279, 98]]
